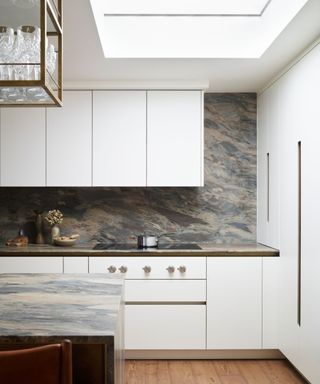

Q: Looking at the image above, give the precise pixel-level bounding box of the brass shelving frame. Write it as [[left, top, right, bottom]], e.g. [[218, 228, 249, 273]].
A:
[[0, 0, 63, 107]]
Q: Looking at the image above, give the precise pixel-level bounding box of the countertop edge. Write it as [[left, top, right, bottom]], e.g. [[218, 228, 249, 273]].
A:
[[0, 244, 280, 257]]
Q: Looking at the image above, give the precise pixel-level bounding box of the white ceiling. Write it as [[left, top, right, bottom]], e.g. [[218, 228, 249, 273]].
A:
[[63, 0, 320, 92]]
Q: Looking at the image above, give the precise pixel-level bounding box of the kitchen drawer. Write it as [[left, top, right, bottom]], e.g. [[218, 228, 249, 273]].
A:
[[0, 257, 63, 273], [63, 257, 89, 273], [125, 304, 206, 349], [125, 280, 206, 302], [89, 257, 206, 279]]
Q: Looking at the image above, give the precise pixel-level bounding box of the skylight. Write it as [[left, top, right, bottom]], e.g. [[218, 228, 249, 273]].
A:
[[90, 0, 310, 58], [103, 0, 271, 16]]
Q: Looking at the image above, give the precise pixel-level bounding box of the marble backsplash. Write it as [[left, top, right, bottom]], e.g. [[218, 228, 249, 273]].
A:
[[0, 93, 257, 245]]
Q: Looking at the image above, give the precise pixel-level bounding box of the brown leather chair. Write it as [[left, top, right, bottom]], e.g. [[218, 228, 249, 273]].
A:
[[0, 340, 72, 384]]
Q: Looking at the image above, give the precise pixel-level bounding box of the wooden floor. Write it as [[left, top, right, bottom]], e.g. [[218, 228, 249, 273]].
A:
[[125, 360, 307, 384]]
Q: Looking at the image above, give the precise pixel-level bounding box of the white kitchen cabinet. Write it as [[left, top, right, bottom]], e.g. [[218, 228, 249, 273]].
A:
[[147, 91, 203, 186], [257, 85, 280, 249], [0, 108, 45, 186], [125, 280, 206, 302], [258, 43, 320, 382], [266, 83, 280, 249], [63, 257, 89, 273], [93, 91, 147, 186], [0, 257, 63, 273], [125, 304, 206, 350], [47, 91, 92, 186], [207, 257, 262, 349], [257, 91, 269, 245], [296, 43, 320, 384], [262, 257, 279, 349], [90, 255, 206, 351]]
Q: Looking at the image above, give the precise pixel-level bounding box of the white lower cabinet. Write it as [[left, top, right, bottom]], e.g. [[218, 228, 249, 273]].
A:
[[125, 304, 206, 350], [207, 257, 262, 349], [90, 256, 207, 350], [0, 257, 63, 273], [125, 280, 206, 302]]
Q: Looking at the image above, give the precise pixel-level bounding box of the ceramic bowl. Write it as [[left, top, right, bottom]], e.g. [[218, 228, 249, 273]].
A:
[[54, 235, 79, 247]]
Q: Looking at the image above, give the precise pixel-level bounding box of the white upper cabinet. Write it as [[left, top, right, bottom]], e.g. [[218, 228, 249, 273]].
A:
[[0, 89, 204, 187], [93, 91, 147, 187], [0, 108, 46, 186], [47, 91, 92, 186], [147, 91, 203, 187]]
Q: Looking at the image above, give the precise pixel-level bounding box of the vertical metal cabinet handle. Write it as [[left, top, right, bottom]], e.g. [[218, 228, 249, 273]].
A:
[[107, 265, 117, 273], [143, 266, 151, 273], [267, 152, 270, 222], [177, 265, 187, 273], [298, 141, 302, 326], [166, 266, 175, 273], [118, 265, 128, 273]]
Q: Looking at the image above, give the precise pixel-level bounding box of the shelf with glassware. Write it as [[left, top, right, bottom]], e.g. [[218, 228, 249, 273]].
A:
[[0, 0, 62, 106]]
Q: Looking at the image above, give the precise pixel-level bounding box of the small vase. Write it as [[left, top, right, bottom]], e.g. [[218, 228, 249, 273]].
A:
[[51, 225, 60, 244], [34, 210, 45, 245]]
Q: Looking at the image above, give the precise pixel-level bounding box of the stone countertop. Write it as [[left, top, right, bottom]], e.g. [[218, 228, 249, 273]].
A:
[[0, 273, 124, 344], [0, 243, 279, 257]]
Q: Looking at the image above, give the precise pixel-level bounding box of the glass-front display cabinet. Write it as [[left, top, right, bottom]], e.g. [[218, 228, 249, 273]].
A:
[[0, 0, 62, 106]]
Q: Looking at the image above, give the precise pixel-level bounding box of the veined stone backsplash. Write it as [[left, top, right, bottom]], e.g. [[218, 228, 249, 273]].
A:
[[0, 93, 257, 245]]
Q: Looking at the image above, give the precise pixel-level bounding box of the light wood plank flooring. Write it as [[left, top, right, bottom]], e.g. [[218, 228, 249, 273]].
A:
[[125, 360, 307, 384]]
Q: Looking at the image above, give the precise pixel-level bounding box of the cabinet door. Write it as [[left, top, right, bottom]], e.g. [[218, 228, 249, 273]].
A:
[[125, 304, 206, 349], [262, 257, 279, 349], [0, 108, 45, 186], [257, 91, 269, 244], [277, 69, 301, 369], [93, 91, 147, 186], [147, 91, 203, 186], [267, 83, 280, 249], [298, 44, 320, 384], [47, 91, 92, 186], [207, 257, 262, 349], [0, 257, 63, 273]]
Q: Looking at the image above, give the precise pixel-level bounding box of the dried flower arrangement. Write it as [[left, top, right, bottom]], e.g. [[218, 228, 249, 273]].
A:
[[45, 209, 63, 226]]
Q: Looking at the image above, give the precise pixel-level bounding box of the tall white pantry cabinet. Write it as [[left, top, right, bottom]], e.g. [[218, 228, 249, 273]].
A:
[[0, 90, 203, 187], [257, 43, 320, 383]]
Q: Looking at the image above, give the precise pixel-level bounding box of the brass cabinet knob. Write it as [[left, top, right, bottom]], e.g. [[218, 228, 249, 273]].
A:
[[118, 265, 128, 273], [166, 266, 175, 273], [177, 265, 187, 273], [107, 265, 117, 273], [143, 265, 152, 273]]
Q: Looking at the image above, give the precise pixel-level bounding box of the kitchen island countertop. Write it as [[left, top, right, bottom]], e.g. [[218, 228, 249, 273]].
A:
[[0, 273, 125, 384], [0, 243, 279, 257]]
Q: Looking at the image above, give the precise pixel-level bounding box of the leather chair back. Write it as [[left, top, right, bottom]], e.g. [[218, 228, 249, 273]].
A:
[[0, 340, 72, 384]]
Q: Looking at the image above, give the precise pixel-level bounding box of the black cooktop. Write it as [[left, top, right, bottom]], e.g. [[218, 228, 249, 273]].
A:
[[93, 243, 202, 250]]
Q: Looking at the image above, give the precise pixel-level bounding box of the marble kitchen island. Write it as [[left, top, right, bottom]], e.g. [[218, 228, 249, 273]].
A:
[[0, 274, 124, 384]]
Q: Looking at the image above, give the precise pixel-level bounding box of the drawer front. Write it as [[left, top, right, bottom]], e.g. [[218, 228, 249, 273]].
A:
[[125, 280, 206, 302], [64, 257, 89, 273], [89, 257, 206, 279], [0, 257, 63, 273], [125, 304, 206, 349]]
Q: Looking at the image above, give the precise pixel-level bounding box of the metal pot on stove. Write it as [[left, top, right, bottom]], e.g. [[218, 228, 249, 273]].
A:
[[137, 234, 159, 248]]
